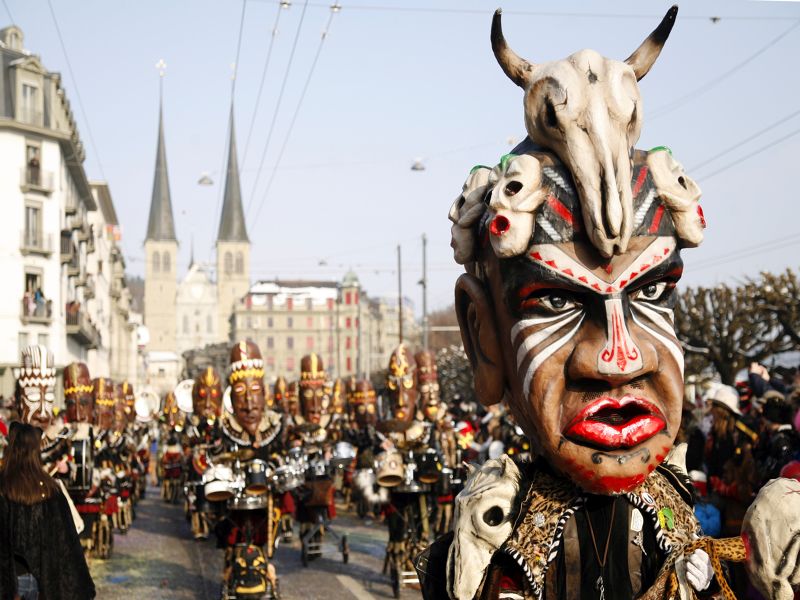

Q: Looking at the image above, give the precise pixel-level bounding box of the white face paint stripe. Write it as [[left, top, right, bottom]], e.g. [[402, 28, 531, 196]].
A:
[[632, 302, 676, 337], [520, 314, 586, 395], [511, 311, 582, 343], [632, 188, 657, 228], [514, 310, 582, 369], [630, 309, 684, 376]]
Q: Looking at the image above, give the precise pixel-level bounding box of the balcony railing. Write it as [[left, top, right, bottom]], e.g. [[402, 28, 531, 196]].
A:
[[19, 167, 53, 193], [20, 231, 53, 256], [65, 304, 101, 349], [21, 296, 52, 325], [83, 275, 95, 299]]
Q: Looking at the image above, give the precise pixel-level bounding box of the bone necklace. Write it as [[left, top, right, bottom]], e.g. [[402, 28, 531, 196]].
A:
[[586, 501, 616, 600]]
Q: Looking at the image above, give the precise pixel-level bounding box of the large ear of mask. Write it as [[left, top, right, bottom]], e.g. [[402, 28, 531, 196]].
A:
[[742, 477, 800, 600], [447, 455, 521, 600]]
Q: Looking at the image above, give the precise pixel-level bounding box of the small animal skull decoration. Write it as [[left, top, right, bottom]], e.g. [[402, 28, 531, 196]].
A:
[[486, 153, 546, 257], [647, 148, 704, 247], [447, 454, 521, 600], [742, 477, 800, 600], [491, 6, 678, 257], [449, 166, 492, 264]]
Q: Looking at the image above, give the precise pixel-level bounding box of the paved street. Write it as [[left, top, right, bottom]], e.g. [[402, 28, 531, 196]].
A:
[[90, 487, 422, 599]]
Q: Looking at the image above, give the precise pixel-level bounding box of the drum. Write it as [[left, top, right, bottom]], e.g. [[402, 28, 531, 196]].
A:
[[203, 464, 235, 502], [331, 442, 356, 470], [228, 493, 269, 511], [245, 460, 271, 496], [375, 450, 404, 487], [69, 438, 93, 491], [417, 450, 441, 484], [274, 465, 304, 493], [436, 467, 454, 496]]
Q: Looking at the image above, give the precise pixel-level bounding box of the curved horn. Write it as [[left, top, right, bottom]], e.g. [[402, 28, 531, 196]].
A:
[[625, 5, 678, 81], [491, 9, 536, 88]]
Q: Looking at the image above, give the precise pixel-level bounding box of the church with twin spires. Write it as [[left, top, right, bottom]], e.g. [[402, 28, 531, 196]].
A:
[[143, 101, 250, 366]]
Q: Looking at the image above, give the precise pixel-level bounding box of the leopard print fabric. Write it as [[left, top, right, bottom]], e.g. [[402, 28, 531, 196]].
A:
[[500, 468, 702, 600]]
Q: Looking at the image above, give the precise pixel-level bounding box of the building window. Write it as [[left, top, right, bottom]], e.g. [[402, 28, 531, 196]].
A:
[[37, 333, 49, 347], [354, 292, 359, 305], [25, 143, 41, 186], [306, 336, 314, 350], [306, 316, 313, 329], [23, 203, 41, 249], [327, 336, 333, 351], [235, 252, 243, 274], [224, 251, 233, 275], [345, 291, 352, 305], [306, 298, 313, 310], [287, 337, 294, 350], [246, 317, 253, 329], [206, 315, 212, 333], [345, 337, 351, 350], [162, 251, 171, 273], [346, 357, 352, 372], [152, 251, 160, 273], [183, 315, 189, 333], [345, 317, 352, 329], [267, 337, 274, 349], [287, 317, 293, 329], [195, 321, 200, 333], [267, 317, 273, 328], [286, 357, 295, 372], [20, 84, 39, 124], [286, 298, 293, 311], [18, 331, 28, 354], [327, 298, 334, 311], [267, 356, 275, 369]]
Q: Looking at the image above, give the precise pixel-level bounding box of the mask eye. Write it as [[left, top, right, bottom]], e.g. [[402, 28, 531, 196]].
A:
[[211, 389, 219, 398], [199, 388, 207, 397], [630, 281, 672, 302]]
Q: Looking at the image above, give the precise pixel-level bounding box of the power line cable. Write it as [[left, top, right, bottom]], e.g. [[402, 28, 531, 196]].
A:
[[698, 125, 800, 181], [251, 5, 338, 227], [650, 19, 800, 120], [689, 108, 800, 172], [46, 0, 106, 180], [242, 2, 286, 167], [231, 0, 249, 100], [691, 238, 800, 272], [245, 0, 311, 218], [690, 232, 800, 271], [2, 0, 15, 25]]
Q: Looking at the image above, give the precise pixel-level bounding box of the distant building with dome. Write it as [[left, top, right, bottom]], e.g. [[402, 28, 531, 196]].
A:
[[143, 102, 417, 387]]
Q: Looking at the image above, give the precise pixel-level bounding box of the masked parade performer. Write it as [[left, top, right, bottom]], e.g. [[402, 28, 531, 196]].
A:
[[215, 340, 284, 599], [119, 380, 147, 503], [183, 366, 223, 540], [159, 390, 185, 503], [416, 7, 800, 600], [347, 379, 388, 520]]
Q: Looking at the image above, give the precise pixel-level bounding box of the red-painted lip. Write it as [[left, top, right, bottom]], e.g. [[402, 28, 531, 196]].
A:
[[563, 395, 665, 450]]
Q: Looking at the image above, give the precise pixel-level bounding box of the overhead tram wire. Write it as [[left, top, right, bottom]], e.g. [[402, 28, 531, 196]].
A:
[[2, 0, 15, 25], [249, 1, 799, 21], [46, 0, 107, 181], [689, 108, 800, 172], [245, 0, 311, 219], [214, 0, 249, 230], [649, 19, 800, 120], [689, 232, 800, 272], [697, 125, 800, 181], [242, 2, 286, 167], [251, 5, 339, 227]]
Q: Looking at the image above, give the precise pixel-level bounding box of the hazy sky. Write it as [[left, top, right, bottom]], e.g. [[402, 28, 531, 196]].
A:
[[6, 0, 800, 313]]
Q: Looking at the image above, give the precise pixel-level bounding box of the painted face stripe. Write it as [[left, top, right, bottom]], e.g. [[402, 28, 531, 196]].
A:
[[510, 311, 581, 341], [546, 195, 580, 230], [632, 188, 657, 228], [536, 213, 563, 242], [630, 309, 684, 375], [521, 314, 586, 395], [632, 302, 676, 337], [631, 165, 649, 197], [648, 205, 666, 234], [514, 310, 583, 369]]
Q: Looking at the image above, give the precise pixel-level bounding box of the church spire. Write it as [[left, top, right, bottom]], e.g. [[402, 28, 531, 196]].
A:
[[216, 106, 248, 243], [145, 90, 176, 242]]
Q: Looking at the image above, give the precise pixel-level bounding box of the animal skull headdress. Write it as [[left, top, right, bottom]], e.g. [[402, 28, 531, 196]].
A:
[[450, 6, 705, 266]]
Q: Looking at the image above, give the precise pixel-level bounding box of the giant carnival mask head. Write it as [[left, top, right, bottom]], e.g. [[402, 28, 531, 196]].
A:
[[113, 383, 128, 433], [273, 376, 288, 414], [64, 362, 94, 424], [192, 367, 223, 420], [14, 345, 57, 428], [452, 8, 703, 495], [93, 377, 116, 431], [385, 344, 418, 424], [299, 353, 327, 424], [228, 340, 266, 437], [415, 350, 442, 421], [351, 380, 377, 428], [120, 381, 136, 425]]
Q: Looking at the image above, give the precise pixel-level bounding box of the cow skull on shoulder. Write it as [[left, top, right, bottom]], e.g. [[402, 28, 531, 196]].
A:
[[447, 455, 522, 600], [491, 6, 678, 257]]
